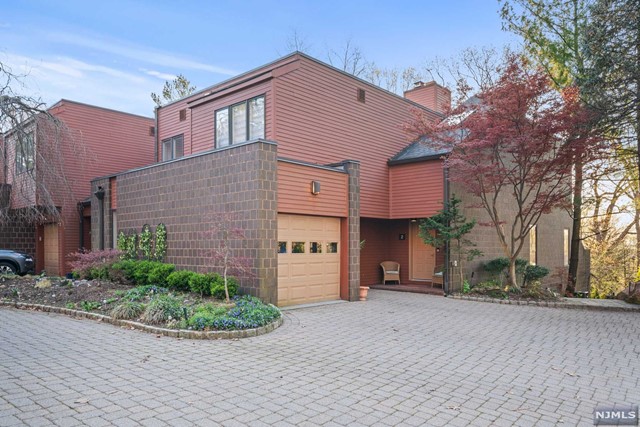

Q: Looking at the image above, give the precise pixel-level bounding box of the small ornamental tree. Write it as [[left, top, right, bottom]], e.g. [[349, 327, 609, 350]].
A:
[[204, 212, 255, 302], [406, 55, 601, 291], [418, 196, 481, 288]]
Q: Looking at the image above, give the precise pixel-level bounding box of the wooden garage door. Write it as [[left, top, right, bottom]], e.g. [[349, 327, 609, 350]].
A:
[[44, 224, 59, 276], [277, 214, 340, 306]]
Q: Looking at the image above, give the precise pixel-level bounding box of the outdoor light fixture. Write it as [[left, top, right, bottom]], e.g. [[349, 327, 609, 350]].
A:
[[410, 218, 417, 223], [311, 180, 321, 195]]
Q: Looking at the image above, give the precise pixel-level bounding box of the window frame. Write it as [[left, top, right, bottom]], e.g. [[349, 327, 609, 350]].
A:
[[161, 134, 184, 162], [15, 132, 35, 174], [214, 95, 265, 148]]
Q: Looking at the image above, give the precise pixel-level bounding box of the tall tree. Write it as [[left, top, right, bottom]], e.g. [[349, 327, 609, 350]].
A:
[[151, 74, 196, 107], [584, 0, 640, 265], [500, 0, 594, 293], [407, 55, 598, 290]]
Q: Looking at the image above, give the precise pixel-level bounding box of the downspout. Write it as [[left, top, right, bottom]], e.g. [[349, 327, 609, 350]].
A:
[[78, 202, 84, 250], [94, 186, 105, 250], [443, 165, 450, 295], [154, 106, 159, 162]]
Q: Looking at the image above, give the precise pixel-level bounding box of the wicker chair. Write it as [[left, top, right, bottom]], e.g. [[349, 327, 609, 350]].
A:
[[432, 266, 444, 288], [380, 261, 401, 285]]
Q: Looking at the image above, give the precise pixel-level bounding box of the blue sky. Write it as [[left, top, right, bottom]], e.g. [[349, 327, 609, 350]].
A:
[[1, 1, 519, 116]]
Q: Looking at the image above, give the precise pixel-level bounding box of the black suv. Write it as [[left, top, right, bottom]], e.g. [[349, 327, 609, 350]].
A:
[[0, 250, 35, 275]]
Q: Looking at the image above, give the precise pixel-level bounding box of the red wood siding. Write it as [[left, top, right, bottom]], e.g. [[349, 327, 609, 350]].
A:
[[272, 56, 441, 219], [389, 160, 444, 219], [277, 161, 348, 217], [44, 101, 154, 273]]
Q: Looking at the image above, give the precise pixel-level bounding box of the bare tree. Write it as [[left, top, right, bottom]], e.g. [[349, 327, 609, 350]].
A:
[[0, 62, 77, 226], [327, 38, 368, 77], [151, 74, 196, 107], [284, 28, 313, 54]]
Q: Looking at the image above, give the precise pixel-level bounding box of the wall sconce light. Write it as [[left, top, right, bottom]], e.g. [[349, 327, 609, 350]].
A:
[[410, 218, 417, 223], [311, 180, 321, 195]]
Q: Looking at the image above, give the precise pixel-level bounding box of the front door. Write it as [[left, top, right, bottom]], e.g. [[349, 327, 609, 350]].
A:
[[410, 222, 435, 281], [44, 223, 59, 276]]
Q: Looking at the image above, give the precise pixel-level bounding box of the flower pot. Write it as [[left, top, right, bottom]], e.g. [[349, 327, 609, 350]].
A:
[[359, 286, 370, 301]]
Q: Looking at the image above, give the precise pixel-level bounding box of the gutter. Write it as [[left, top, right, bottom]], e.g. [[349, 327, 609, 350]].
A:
[[154, 106, 159, 163], [443, 166, 450, 296]]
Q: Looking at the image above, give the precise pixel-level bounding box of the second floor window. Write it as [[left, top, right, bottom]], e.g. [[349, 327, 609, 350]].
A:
[[162, 135, 184, 161], [215, 95, 265, 148], [16, 132, 35, 174]]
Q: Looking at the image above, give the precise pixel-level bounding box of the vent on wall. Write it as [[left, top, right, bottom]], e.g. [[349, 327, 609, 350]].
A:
[[179, 109, 187, 121], [149, 126, 156, 136], [357, 88, 366, 103]]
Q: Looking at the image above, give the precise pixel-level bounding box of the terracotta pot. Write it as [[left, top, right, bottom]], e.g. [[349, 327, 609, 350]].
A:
[[359, 286, 370, 301]]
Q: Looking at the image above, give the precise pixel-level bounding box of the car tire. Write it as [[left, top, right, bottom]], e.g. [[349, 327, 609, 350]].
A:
[[0, 261, 18, 275]]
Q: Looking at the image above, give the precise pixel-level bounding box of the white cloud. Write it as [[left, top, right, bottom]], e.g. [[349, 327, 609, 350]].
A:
[[141, 69, 177, 81], [1, 52, 158, 116], [47, 31, 238, 76]]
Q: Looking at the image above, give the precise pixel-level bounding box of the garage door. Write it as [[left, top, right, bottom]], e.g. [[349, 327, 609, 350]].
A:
[[277, 214, 341, 306], [44, 224, 59, 276]]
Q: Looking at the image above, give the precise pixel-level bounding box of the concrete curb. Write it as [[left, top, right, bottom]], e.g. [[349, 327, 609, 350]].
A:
[[0, 301, 283, 339], [449, 294, 640, 312]]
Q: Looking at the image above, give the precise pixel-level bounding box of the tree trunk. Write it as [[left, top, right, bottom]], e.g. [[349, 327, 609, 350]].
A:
[[508, 258, 518, 290], [568, 156, 583, 295]]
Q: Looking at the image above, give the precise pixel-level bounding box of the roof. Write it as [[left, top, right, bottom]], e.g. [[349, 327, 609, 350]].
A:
[[388, 136, 451, 165]]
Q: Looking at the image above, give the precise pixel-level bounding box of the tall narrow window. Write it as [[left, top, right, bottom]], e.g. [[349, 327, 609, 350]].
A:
[[529, 225, 537, 265], [161, 135, 184, 161], [563, 228, 570, 267], [215, 95, 265, 148], [15, 132, 35, 173]]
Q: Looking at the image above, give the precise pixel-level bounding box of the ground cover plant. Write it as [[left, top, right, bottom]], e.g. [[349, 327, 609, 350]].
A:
[[0, 255, 280, 331]]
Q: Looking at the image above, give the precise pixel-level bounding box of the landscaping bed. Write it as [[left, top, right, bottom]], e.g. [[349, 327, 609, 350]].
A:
[[0, 255, 281, 334]]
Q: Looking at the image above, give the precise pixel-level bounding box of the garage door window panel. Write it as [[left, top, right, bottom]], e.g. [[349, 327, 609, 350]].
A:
[[278, 241, 287, 254], [326, 242, 338, 253], [310, 242, 322, 253], [292, 242, 305, 253]]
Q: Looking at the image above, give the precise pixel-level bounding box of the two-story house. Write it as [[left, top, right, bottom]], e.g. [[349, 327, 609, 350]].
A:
[[91, 52, 587, 306]]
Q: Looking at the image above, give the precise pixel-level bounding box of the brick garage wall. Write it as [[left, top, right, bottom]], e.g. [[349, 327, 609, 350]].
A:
[[93, 140, 278, 303], [0, 211, 36, 259], [450, 181, 588, 292]]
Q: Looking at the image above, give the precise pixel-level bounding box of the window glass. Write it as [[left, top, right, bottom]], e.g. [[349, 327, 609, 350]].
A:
[[326, 242, 338, 253], [249, 96, 265, 140], [232, 103, 247, 143], [310, 242, 322, 253], [278, 241, 287, 254], [292, 242, 305, 253], [529, 225, 537, 266], [216, 109, 229, 147], [16, 133, 34, 173], [174, 135, 184, 158], [162, 140, 172, 161]]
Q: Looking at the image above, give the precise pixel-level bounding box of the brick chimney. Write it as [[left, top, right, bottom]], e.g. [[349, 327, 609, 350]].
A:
[[404, 81, 451, 114]]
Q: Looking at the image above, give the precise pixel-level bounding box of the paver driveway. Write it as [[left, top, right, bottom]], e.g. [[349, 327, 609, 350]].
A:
[[1, 290, 638, 427]]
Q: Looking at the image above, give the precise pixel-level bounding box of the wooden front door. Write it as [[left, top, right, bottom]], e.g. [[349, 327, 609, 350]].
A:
[[410, 222, 435, 281], [44, 224, 60, 276]]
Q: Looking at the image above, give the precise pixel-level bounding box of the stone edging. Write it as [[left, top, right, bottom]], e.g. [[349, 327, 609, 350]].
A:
[[0, 301, 283, 339], [449, 294, 640, 312]]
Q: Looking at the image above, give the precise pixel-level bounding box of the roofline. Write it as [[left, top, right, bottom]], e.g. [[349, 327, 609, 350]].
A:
[[387, 153, 447, 166], [159, 51, 443, 118], [158, 52, 300, 110], [50, 99, 154, 120]]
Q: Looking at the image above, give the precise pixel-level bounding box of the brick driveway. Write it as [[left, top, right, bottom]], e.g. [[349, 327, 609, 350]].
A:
[[1, 290, 638, 427]]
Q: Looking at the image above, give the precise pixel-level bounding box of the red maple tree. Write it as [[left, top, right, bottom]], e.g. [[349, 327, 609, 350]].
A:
[[406, 55, 601, 290]]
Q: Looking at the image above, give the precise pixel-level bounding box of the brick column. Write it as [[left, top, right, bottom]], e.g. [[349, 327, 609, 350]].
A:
[[342, 160, 361, 301]]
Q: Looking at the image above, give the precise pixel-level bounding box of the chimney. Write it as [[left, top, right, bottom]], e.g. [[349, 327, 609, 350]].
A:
[[404, 81, 451, 114]]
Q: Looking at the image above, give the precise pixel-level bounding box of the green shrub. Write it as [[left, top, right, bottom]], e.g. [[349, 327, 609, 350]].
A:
[[189, 273, 214, 296], [79, 300, 101, 311], [141, 294, 184, 324], [110, 301, 145, 320], [166, 270, 196, 292], [154, 223, 167, 262], [131, 260, 164, 286], [139, 224, 153, 260], [110, 259, 139, 283], [211, 275, 239, 300], [148, 264, 175, 287], [523, 265, 550, 284]]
